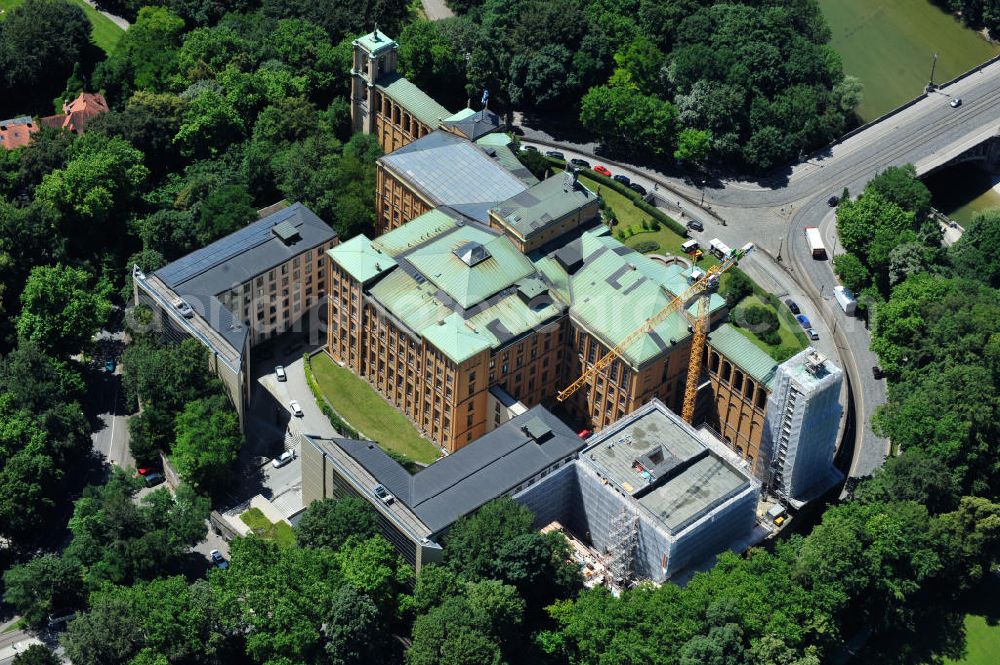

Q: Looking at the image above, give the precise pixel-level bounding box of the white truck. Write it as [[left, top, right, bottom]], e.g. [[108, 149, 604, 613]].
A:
[[805, 227, 827, 259], [834, 285, 857, 316], [708, 238, 731, 259]]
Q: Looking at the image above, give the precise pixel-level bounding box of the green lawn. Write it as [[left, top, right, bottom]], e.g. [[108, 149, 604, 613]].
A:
[[730, 294, 808, 362], [240, 507, 296, 548], [0, 0, 124, 54], [946, 614, 1000, 665], [310, 352, 440, 465], [819, 0, 999, 121]]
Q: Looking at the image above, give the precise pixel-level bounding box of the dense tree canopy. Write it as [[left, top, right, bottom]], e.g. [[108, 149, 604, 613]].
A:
[[15, 264, 113, 356]]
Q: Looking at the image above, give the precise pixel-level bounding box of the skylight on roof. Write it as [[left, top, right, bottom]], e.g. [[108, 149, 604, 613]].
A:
[[455, 241, 491, 267]]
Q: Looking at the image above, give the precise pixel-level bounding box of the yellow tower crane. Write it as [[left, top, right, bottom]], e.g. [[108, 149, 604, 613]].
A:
[[556, 242, 755, 424]]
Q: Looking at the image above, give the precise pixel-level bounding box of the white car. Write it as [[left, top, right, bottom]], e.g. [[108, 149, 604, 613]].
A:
[[272, 450, 295, 468], [275, 365, 287, 382], [373, 484, 395, 505], [950, 97, 962, 108], [289, 400, 303, 417], [171, 298, 194, 318]]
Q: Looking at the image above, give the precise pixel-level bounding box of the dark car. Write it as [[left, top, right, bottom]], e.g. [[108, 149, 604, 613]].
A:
[[629, 182, 647, 196], [795, 314, 811, 328], [613, 174, 631, 186], [521, 144, 538, 152], [784, 298, 800, 314], [210, 549, 229, 570], [144, 472, 165, 488], [827, 195, 840, 207], [686, 219, 704, 232], [545, 150, 565, 160], [872, 366, 884, 380], [570, 158, 591, 169]]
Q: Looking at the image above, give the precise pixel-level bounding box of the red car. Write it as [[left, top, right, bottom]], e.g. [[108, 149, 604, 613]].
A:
[[594, 165, 612, 177]]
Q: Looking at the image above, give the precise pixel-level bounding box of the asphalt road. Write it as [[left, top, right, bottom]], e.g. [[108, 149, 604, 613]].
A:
[[516, 57, 1000, 479], [420, 0, 454, 21]]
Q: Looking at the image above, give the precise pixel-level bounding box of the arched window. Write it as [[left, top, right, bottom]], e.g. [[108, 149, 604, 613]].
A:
[[755, 388, 767, 410], [709, 351, 720, 372], [733, 370, 744, 394], [721, 361, 732, 383], [745, 378, 756, 401]]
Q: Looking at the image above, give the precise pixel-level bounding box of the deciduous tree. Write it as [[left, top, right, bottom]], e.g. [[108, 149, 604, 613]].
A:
[[15, 264, 113, 356]]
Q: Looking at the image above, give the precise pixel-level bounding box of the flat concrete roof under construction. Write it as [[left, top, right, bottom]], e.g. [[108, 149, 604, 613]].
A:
[[582, 400, 754, 534]]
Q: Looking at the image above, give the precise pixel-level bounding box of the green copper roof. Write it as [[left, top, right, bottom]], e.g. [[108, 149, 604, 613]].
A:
[[543, 231, 724, 368], [373, 209, 461, 258], [444, 108, 477, 123], [375, 73, 452, 129], [405, 224, 535, 309], [368, 257, 561, 364], [354, 30, 397, 56], [706, 323, 779, 389], [327, 235, 397, 284], [492, 174, 598, 240]]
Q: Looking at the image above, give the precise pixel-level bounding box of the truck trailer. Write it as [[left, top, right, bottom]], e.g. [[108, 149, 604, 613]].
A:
[[834, 285, 857, 316], [805, 227, 826, 259]]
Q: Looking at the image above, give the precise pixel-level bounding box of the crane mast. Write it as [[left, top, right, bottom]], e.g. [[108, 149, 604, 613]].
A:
[[556, 242, 754, 405]]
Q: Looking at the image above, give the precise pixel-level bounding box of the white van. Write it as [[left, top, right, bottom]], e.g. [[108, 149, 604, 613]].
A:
[[834, 285, 857, 315], [681, 239, 699, 254]]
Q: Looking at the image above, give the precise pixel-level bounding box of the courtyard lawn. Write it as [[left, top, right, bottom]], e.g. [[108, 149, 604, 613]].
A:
[[240, 507, 296, 547], [310, 353, 440, 465], [945, 614, 1000, 665], [730, 294, 808, 362], [0, 0, 124, 54], [819, 0, 999, 121]]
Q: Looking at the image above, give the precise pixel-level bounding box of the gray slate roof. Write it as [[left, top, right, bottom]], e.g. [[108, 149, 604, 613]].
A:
[[379, 130, 527, 223], [331, 406, 584, 535], [155, 202, 336, 350]]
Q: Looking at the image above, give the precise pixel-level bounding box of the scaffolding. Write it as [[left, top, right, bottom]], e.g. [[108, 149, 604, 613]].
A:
[[605, 508, 639, 587]]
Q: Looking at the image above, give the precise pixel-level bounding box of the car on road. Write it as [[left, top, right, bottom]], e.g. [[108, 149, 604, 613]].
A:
[[613, 174, 631, 186], [827, 195, 840, 207], [289, 400, 303, 417], [272, 450, 295, 468], [545, 150, 565, 159], [686, 219, 704, 232], [795, 314, 811, 328], [784, 298, 800, 314], [275, 365, 287, 382], [629, 182, 647, 196], [569, 158, 591, 169], [137, 466, 159, 476], [593, 165, 612, 177], [144, 472, 165, 488], [210, 549, 229, 570], [950, 97, 962, 108], [373, 484, 395, 505], [805, 328, 819, 340], [521, 144, 538, 152], [872, 365, 884, 380]]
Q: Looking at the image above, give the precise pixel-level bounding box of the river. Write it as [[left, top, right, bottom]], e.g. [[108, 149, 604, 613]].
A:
[[923, 163, 1000, 226]]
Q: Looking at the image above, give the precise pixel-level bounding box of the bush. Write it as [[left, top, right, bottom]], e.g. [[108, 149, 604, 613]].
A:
[[721, 270, 755, 308], [641, 219, 651, 231], [734, 304, 780, 345], [632, 240, 659, 254]]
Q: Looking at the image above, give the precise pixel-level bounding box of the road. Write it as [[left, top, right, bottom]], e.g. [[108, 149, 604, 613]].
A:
[[516, 57, 1000, 480], [420, 0, 454, 21]]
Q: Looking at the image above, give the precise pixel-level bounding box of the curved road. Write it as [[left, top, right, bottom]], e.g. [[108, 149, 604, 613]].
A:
[[518, 58, 1000, 479]]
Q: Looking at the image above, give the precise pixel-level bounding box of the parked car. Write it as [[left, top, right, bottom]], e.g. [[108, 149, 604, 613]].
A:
[[275, 365, 287, 382], [686, 219, 704, 232], [569, 158, 591, 169], [613, 174, 631, 186], [137, 466, 158, 476], [784, 298, 800, 314], [545, 150, 565, 159], [210, 549, 229, 570], [805, 327, 819, 340], [373, 484, 395, 505], [872, 366, 884, 380], [272, 450, 295, 468], [521, 144, 538, 152], [144, 472, 165, 488], [629, 182, 647, 196], [171, 297, 194, 318], [795, 314, 811, 328], [289, 400, 303, 417], [950, 97, 962, 108], [827, 195, 840, 207], [593, 165, 612, 177]]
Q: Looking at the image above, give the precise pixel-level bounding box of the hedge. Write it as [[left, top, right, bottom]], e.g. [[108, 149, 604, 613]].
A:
[[302, 353, 360, 439]]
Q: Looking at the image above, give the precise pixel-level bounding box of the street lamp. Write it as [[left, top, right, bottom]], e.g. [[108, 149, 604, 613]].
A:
[[928, 52, 939, 91]]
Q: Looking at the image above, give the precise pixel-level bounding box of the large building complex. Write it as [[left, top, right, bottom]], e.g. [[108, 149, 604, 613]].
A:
[[134, 203, 337, 427]]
